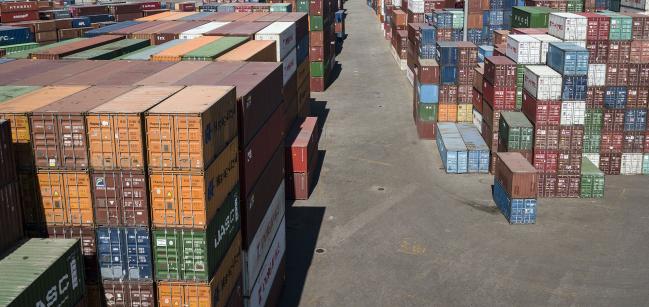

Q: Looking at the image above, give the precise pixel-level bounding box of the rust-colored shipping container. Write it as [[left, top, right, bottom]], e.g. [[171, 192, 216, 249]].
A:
[[481, 99, 500, 131], [13, 61, 111, 87], [605, 63, 629, 86], [38, 170, 94, 226], [149, 140, 238, 228], [626, 87, 649, 109], [145, 85, 237, 171], [457, 85, 473, 104], [484, 56, 516, 87], [0, 120, 17, 188], [173, 62, 246, 85], [558, 125, 584, 151], [31, 35, 125, 59], [585, 39, 608, 64], [102, 280, 156, 307], [602, 108, 625, 132], [626, 12, 649, 40], [482, 79, 516, 110], [607, 40, 631, 64], [286, 117, 319, 174], [586, 86, 605, 108], [88, 86, 184, 170], [92, 170, 149, 227], [417, 58, 439, 84], [494, 30, 509, 45], [47, 225, 99, 282], [129, 21, 187, 42], [0, 182, 23, 255], [137, 62, 211, 86], [151, 36, 221, 62], [111, 20, 167, 35], [599, 152, 621, 175], [157, 232, 242, 307], [537, 173, 557, 198], [533, 124, 560, 151], [472, 88, 483, 113], [533, 149, 559, 174], [601, 131, 624, 153], [216, 40, 277, 62], [137, 11, 175, 21], [495, 152, 538, 198], [522, 90, 561, 126], [204, 21, 272, 39], [31, 86, 134, 170], [556, 175, 580, 198], [438, 84, 458, 104], [0, 85, 89, 170], [628, 63, 649, 87], [557, 150, 582, 175], [623, 131, 644, 153], [53, 61, 174, 86]]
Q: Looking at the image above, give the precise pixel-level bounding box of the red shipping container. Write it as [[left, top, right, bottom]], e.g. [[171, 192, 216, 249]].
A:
[[533, 124, 560, 150], [416, 118, 436, 140], [585, 39, 609, 64], [512, 28, 548, 35], [286, 117, 320, 173], [558, 125, 584, 151], [481, 120, 498, 152], [607, 40, 631, 64], [310, 77, 325, 92], [622, 131, 645, 153], [626, 86, 649, 109], [557, 150, 582, 175], [482, 79, 516, 110], [626, 12, 649, 40], [630, 41, 649, 64], [457, 65, 476, 85], [438, 84, 458, 104], [481, 99, 500, 131], [578, 13, 610, 40], [602, 109, 625, 132], [556, 175, 580, 198], [586, 86, 605, 109], [424, 0, 445, 11], [601, 131, 624, 153], [436, 28, 453, 41], [605, 63, 629, 86], [457, 42, 478, 65], [645, 130, 649, 153], [287, 148, 318, 200], [494, 152, 538, 198], [484, 56, 517, 87], [537, 173, 557, 198], [417, 59, 440, 84], [457, 85, 473, 104], [627, 63, 649, 87], [0, 10, 38, 23], [533, 149, 559, 173], [91, 171, 149, 227], [522, 90, 562, 126], [599, 152, 622, 174], [139, 2, 161, 10], [473, 64, 484, 93], [0, 2, 38, 13], [494, 46, 507, 57], [472, 88, 483, 113]]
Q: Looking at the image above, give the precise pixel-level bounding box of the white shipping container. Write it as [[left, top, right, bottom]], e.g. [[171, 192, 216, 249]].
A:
[[179, 21, 230, 39], [255, 21, 297, 61], [507, 35, 542, 64], [560, 101, 586, 125], [620, 0, 649, 10], [529, 34, 562, 64], [524, 65, 563, 100], [564, 40, 587, 48], [246, 218, 286, 307], [588, 64, 607, 86], [621, 153, 643, 175], [408, 0, 425, 13], [473, 109, 483, 133], [643, 154, 649, 175], [282, 48, 297, 86], [583, 153, 600, 168], [549, 13, 588, 40]]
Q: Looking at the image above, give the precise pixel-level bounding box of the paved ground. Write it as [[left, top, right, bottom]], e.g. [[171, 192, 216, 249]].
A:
[[279, 1, 649, 306]]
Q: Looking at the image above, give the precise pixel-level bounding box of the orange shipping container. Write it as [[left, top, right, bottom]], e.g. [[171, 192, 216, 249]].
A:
[[157, 232, 242, 307], [87, 86, 184, 170], [216, 40, 277, 62], [37, 170, 94, 226], [149, 139, 238, 228], [136, 11, 176, 21], [157, 12, 196, 21], [438, 103, 458, 122], [457, 104, 473, 123], [0, 86, 89, 170], [145, 86, 237, 171], [151, 36, 221, 62]]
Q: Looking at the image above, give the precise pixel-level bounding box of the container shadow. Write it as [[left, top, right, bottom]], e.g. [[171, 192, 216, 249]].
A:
[[279, 206, 326, 307], [327, 62, 343, 89], [308, 99, 330, 128], [309, 150, 326, 196]]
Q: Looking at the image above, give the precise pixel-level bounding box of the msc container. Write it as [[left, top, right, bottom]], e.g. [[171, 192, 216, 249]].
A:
[[0, 26, 33, 47], [436, 123, 468, 174], [548, 12, 587, 40], [63, 39, 151, 60], [217, 40, 277, 62], [457, 124, 490, 173], [31, 35, 125, 59], [528, 34, 562, 64], [102, 281, 155, 307], [588, 64, 607, 86], [511, 7, 554, 28], [151, 36, 222, 62], [484, 56, 516, 87], [495, 152, 538, 198], [31, 86, 134, 170], [560, 101, 586, 125], [0, 181, 22, 255], [37, 171, 93, 226], [506, 35, 541, 65], [524, 65, 562, 100], [245, 216, 285, 304], [493, 180, 536, 224], [92, 171, 149, 227], [621, 153, 643, 174], [522, 90, 562, 126], [254, 21, 296, 61], [182, 36, 249, 61], [498, 111, 534, 151], [0, 239, 85, 307], [97, 227, 153, 281], [547, 42, 589, 76], [145, 86, 237, 171]]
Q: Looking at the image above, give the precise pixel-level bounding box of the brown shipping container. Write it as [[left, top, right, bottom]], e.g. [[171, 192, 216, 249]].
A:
[[8, 20, 56, 33], [35, 31, 57, 43], [31, 86, 134, 170], [47, 225, 99, 282], [157, 232, 242, 307], [136, 11, 175, 21], [154, 21, 209, 45], [145, 85, 237, 171], [0, 11, 39, 23], [217, 40, 277, 62], [151, 36, 221, 62], [417, 58, 440, 84], [38, 170, 94, 226], [137, 62, 211, 86], [558, 125, 584, 151], [0, 1, 38, 13], [537, 173, 557, 198], [31, 35, 125, 59], [0, 60, 78, 86], [204, 22, 272, 39], [130, 21, 187, 42], [0, 120, 17, 187], [556, 175, 580, 198], [557, 150, 582, 175], [255, 12, 288, 23], [607, 40, 631, 64], [111, 20, 167, 35], [0, 182, 23, 255], [102, 281, 156, 307], [149, 140, 238, 228], [88, 86, 184, 170], [484, 56, 516, 87], [174, 62, 246, 86], [54, 61, 174, 86], [495, 152, 538, 198], [13, 61, 111, 87], [116, 12, 143, 22], [92, 170, 149, 227], [600, 152, 622, 174], [0, 86, 89, 170]]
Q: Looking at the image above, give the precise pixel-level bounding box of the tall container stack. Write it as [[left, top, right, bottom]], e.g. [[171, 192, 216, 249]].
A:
[[144, 86, 244, 306], [307, 0, 336, 92], [493, 152, 538, 224], [507, 34, 542, 110], [436, 41, 477, 124], [486, 0, 514, 45], [0, 119, 23, 256]]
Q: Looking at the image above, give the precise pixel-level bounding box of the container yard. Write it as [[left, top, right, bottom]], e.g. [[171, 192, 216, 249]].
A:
[[1, 0, 649, 305]]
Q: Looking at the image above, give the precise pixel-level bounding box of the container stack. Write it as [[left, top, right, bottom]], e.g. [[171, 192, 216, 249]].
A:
[[580, 156, 605, 197], [436, 123, 489, 173], [498, 111, 534, 162], [493, 152, 537, 224], [436, 41, 477, 124], [0, 2, 39, 24], [307, 0, 337, 92], [286, 116, 321, 199], [0, 119, 23, 256]]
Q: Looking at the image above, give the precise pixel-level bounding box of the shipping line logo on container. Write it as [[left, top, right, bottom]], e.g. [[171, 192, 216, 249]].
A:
[[215, 194, 240, 249], [0, 36, 16, 42], [213, 155, 238, 193], [214, 250, 241, 304], [216, 107, 236, 137], [256, 243, 282, 306], [35, 258, 80, 307]]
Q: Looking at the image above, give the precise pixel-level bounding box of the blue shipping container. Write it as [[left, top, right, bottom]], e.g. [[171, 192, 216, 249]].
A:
[[421, 25, 436, 46], [467, 30, 483, 46], [436, 42, 457, 65], [436, 123, 469, 173], [87, 14, 114, 23], [493, 180, 537, 224], [457, 124, 490, 173], [478, 45, 494, 63], [451, 29, 463, 41], [71, 17, 92, 28], [624, 109, 647, 131], [562, 76, 588, 100], [0, 58, 15, 64], [419, 45, 436, 59], [604, 86, 627, 109], [0, 26, 33, 47], [180, 12, 213, 21], [419, 84, 439, 103], [296, 36, 309, 64], [440, 65, 457, 84], [97, 227, 153, 281], [200, 4, 220, 12], [84, 21, 141, 37], [433, 11, 453, 28], [547, 42, 589, 76], [489, 10, 505, 26], [335, 10, 345, 23]]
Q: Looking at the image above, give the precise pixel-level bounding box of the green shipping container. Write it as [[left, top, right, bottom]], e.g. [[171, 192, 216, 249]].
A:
[[153, 186, 240, 281], [63, 39, 150, 60], [311, 61, 326, 77], [566, 0, 583, 13], [580, 157, 605, 198], [449, 11, 464, 29], [642, 154, 649, 175], [0, 239, 86, 307], [182, 37, 248, 61], [297, 0, 309, 12], [600, 11, 632, 40], [0, 43, 39, 55], [0, 85, 41, 104], [310, 16, 324, 31], [270, 3, 292, 12], [4, 38, 86, 59], [498, 111, 533, 151], [511, 7, 554, 28], [418, 103, 438, 122], [585, 109, 603, 131], [582, 132, 601, 153]]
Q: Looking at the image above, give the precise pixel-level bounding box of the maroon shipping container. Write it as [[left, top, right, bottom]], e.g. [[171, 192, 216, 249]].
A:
[[558, 125, 584, 151], [585, 39, 609, 64], [153, 21, 209, 45], [625, 12, 649, 40], [522, 90, 561, 125], [311, 76, 325, 92], [482, 79, 516, 110], [116, 12, 144, 22], [586, 86, 605, 108], [205, 21, 273, 38], [438, 84, 458, 104], [512, 28, 547, 34], [533, 124, 560, 150], [31, 35, 125, 60], [242, 145, 284, 248], [48, 226, 99, 283], [457, 85, 473, 104], [0, 2, 38, 13], [0, 182, 23, 255], [495, 152, 538, 198], [645, 131, 649, 153], [481, 99, 500, 131], [91, 171, 149, 227], [533, 149, 559, 173], [599, 152, 622, 174], [415, 119, 436, 140], [557, 150, 582, 175], [472, 88, 483, 113], [602, 108, 625, 132], [605, 63, 629, 86], [556, 175, 580, 198], [481, 120, 498, 152], [626, 87, 649, 108], [607, 40, 631, 64], [139, 2, 161, 10], [102, 280, 155, 307], [601, 131, 624, 153], [484, 56, 516, 87], [0, 120, 17, 188], [579, 12, 610, 40], [0, 10, 39, 23], [110, 3, 142, 14], [54, 61, 173, 86], [31, 86, 134, 170], [418, 59, 440, 84], [630, 41, 649, 64], [287, 150, 318, 201], [473, 64, 484, 93], [456, 65, 475, 85], [622, 132, 645, 153], [69, 5, 109, 16], [628, 63, 649, 87], [13, 61, 111, 87], [494, 46, 507, 57], [537, 173, 557, 198], [286, 117, 320, 173]]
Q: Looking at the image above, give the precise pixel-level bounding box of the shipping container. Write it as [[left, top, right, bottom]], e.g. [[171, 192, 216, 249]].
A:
[[537, 173, 557, 198], [121, 39, 189, 61], [547, 42, 589, 76], [579, 13, 611, 41], [179, 21, 230, 39], [0, 120, 17, 188], [0, 181, 22, 255], [495, 152, 538, 198], [522, 90, 562, 126], [217, 40, 277, 62], [507, 35, 541, 65], [560, 101, 586, 125], [63, 39, 151, 60], [498, 111, 534, 151], [137, 62, 212, 86], [549, 12, 588, 40], [0, 26, 33, 47], [38, 171, 93, 226], [600, 11, 633, 41], [84, 21, 143, 38], [493, 179, 536, 224], [621, 153, 643, 175], [102, 280, 155, 307], [97, 227, 153, 281], [556, 174, 580, 198], [245, 217, 285, 305], [482, 79, 516, 110], [254, 22, 297, 61], [524, 65, 563, 100], [588, 64, 607, 86], [511, 7, 554, 28], [151, 36, 223, 62], [436, 123, 468, 174], [182, 37, 249, 61], [600, 152, 622, 174], [484, 56, 517, 87], [0, 239, 85, 307], [92, 171, 149, 228], [31, 35, 125, 59], [0, 85, 40, 103], [457, 124, 490, 173]]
